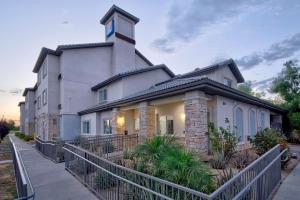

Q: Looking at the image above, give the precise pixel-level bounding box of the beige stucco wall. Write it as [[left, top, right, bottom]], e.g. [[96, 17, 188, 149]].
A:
[[206, 66, 238, 88]]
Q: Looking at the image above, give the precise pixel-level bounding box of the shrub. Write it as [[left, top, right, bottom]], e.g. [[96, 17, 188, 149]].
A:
[[15, 132, 33, 141], [288, 112, 300, 131], [210, 153, 226, 169], [249, 128, 287, 155], [0, 121, 10, 141], [94, 171, 117, 189], [131, 136, 215, 193], [102, 141, 115, 154]]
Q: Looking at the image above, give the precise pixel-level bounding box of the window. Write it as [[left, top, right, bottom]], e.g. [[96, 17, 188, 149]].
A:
[[38, 71, 41, 84], [42, 89, 47, 105], [82, 120, 90, 134], [99, 89, 107, 103], [249, 109, 256, 136], [103, 119, 112, 134], [235, 107, 244, 142], [43, 64, 47, 78], [223, 78, 232, 87], [159, 115, 174, 135], [37, 96, 41, 109], [260, 112, 266, 129]]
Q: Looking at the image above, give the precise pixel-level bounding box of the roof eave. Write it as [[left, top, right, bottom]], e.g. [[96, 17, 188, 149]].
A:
[[100, 5, 140, 25]]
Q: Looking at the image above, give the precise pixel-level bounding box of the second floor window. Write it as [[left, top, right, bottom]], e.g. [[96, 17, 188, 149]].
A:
[[43, 64, 47, 78], [38, 71, 41, 84], [42, 89, 47, 105], [37, 96, 41, 109], [223, 78, 232, 87], [82, 120, 90, 134], [99, 89, 107, 103]]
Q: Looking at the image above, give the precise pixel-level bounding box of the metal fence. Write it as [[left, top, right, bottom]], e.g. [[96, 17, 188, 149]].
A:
[[9, 136, 35, 200], [35, 138, 65, 163], [65, 142, 286, 200], [76, 134, 138, 159]]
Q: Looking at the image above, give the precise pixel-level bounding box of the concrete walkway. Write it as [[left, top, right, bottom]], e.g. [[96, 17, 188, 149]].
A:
[[10, 135, 97, 200], [273, 161, 300, 200]]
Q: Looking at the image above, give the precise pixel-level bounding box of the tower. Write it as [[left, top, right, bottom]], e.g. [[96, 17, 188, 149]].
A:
[[100, 5, 140, 75]]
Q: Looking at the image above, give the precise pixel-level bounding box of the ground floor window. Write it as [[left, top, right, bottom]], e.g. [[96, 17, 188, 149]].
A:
[[235, 107, 244, 142], [82, 120, 90, 134], [103, 119, 112, 134], [260, 112, 266, 129], [249, 109, 256, 136], [159, 115, 174, 135]]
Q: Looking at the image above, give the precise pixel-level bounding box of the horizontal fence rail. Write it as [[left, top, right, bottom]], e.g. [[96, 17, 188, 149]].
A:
[[64, 143, 211, 200], [76, 134, 138, 159], [35, 138, 65, 162], [10, 136, 35, 200], [65, 140, 285, 200]]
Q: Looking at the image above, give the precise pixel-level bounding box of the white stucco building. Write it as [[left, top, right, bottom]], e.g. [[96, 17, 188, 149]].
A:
[[19, 5, 286, 152]]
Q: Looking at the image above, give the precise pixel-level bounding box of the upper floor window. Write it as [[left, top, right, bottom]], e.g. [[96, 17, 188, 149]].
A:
[[82, 120, 90, 134], [38, 71, 41, 84], [103, 119, 112, 134], [42, 89, 47, 105], [99, 89, 107, 104], [43, 64, 47, 78], [223, 77, 232, 87], [37, 96, 41, 109]]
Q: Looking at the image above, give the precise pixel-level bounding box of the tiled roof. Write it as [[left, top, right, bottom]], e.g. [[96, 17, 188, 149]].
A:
[[91, 64, 175, 91], [79, 77, 286, 115]]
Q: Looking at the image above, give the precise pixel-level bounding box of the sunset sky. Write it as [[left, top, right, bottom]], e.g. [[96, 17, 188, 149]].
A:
[[1, 0, 300, 124]]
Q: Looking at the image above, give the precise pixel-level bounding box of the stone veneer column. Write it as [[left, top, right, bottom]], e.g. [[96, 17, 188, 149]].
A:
[[139, 102, 155, 143], [184, 91, 208, 154]]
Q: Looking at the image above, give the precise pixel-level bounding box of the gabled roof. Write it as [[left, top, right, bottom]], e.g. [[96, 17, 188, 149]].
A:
[[22, 87, 36, 97], [100, 5, 140, 25], [32, 42, 152, 74], [18, 101, 25, 107], [178, 59, 244, 83], [33, 42, 113, 73], [79, 77, 286, 115], [91, 64, 175, 91]]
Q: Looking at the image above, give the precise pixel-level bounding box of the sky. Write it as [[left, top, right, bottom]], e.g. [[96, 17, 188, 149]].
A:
[[0, 0, 300, 123]]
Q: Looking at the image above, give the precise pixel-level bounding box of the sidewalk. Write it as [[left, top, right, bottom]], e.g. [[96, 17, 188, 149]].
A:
[[10, 135, 97, 200], [273, 161, 300, 200]]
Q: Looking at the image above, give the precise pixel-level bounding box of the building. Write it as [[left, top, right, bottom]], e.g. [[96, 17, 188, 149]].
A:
[[19, 5, 286, 153], [18, 101, 25, 133]]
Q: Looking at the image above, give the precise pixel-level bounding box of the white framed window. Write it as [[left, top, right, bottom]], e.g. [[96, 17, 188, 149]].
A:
[[38, 71, 41, 84], [42, 89, 47, 105], [260, 112, 266, 129], [234, 107, 244, 142], [82, 120, 90, 134], [99, 89, 107, 103], [37, 96, 41, 109], [103, 119, 112, 134], [248, 109, 256, 136], [43, 64, 47, 78], [223, 77, 232, 87]]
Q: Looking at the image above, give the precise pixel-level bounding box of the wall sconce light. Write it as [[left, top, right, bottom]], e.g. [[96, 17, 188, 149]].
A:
[[117, 116, 125, 127], [181, 113, 186, 121]]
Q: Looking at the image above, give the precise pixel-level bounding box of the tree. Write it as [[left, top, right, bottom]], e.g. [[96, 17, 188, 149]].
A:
[[0, 120, 10, 142], [270, 60, 300, 131], [238, 81, 265, 98]]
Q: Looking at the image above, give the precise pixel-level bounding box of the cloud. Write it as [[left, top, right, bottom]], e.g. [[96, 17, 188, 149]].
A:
[[252, 77, 274, 91], [152, 0, 266, 53], [0, 89, 6, 93], [236, 32, 300, 69], [9, 89, 22, 95]]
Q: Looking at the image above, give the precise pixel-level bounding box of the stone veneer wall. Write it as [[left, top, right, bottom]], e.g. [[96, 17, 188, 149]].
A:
[[139, 102, 155, 143], [184, 91, 208, 154]]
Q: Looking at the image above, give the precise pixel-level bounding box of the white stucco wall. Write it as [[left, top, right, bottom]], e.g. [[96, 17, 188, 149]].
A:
[[80, 113, 97, 135], [214, 96, 270, 142], [60, 47, 112, 114], [81, 110, 113, 135]]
